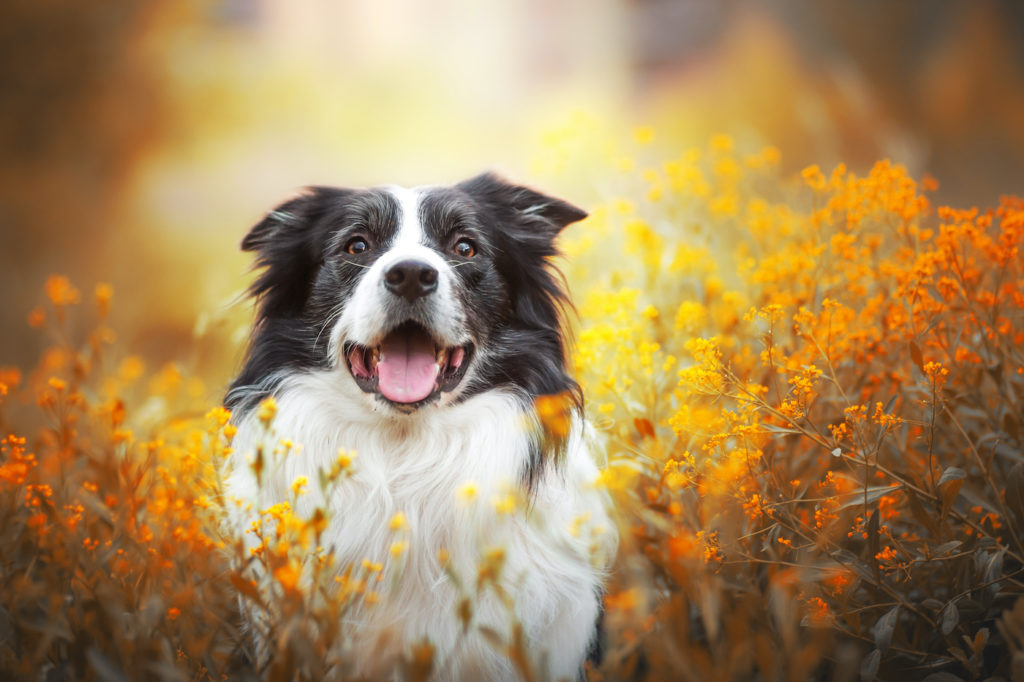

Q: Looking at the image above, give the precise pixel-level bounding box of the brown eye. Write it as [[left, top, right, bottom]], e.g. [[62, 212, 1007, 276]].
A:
[[454, 239, 476, 258], [346, 238, 369, 255]]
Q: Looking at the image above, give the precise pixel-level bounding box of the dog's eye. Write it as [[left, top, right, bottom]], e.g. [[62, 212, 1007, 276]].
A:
[[453, 239, 476, 258], [346, 238, 369, 255]]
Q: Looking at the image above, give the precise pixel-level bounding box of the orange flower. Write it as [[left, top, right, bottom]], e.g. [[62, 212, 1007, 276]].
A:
[[44, 275, 81, 306], [534, 391, 574, 439], [94, 282, 114, 316]]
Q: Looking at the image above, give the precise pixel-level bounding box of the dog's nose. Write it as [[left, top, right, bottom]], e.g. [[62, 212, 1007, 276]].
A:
[[384, 259, 438, 301]]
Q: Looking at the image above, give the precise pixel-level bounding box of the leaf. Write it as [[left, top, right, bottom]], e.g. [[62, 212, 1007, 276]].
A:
[[910, 341, 925, 373], [761, 424, 802, 434], [985, 548, 1006, 582], [1006, 463, 1024, 522], [1005, 411, 1020, 442], [983, 548, 1007, 602], [838, 485, 902, 510], [633, 418, 656, 440], [941, 602, 960, 635], [873, 606, 899, 654], [921, 598, 944, 611], [939, 471, 964, 521], [972, 627, 989, 655], [860, 648, 881, 682], [833, 549, 875, 582], [931, 541, 963, 557], [937, 466, 967, 486]]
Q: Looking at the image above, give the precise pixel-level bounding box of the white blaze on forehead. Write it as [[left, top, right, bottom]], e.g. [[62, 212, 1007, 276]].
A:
[[328, 184, 467, 357], [387, 185, 426, 249]]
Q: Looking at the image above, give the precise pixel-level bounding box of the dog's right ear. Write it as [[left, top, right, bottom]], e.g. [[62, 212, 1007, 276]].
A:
[[242, 187, 343, 253], [242, 187, 351, 317]]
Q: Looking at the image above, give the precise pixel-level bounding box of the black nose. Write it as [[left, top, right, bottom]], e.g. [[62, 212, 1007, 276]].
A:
[[384, 259, 438, 301]]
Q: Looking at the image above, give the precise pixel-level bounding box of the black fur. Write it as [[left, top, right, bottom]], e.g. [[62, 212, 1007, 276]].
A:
[[227, 188, 400, 412]]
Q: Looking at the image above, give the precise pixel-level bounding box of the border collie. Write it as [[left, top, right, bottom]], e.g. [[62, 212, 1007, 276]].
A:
[[223, 173, 616, 680]]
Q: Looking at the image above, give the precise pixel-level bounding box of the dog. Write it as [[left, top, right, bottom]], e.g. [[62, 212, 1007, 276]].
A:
[[222, 173, 616, 680]]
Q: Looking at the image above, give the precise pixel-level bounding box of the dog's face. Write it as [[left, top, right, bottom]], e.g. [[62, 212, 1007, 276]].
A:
[[229, 174, 587, 416]]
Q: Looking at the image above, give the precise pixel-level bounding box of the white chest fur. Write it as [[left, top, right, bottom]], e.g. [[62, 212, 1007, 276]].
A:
[[224, 370, 614, 681]]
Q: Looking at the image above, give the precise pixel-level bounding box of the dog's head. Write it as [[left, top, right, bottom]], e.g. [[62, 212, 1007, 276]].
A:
[[228, 173, 587, 417]]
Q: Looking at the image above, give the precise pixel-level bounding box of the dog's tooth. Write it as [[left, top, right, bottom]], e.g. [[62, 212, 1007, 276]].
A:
[[437, 348, 448, 366], [451, 347, 465, 369]]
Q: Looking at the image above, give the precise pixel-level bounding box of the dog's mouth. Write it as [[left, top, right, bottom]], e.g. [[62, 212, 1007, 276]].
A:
[[344, 321, 475, 410]]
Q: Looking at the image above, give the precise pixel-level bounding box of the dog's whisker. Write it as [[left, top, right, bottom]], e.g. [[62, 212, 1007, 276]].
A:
[[314, 304, 346, 351]]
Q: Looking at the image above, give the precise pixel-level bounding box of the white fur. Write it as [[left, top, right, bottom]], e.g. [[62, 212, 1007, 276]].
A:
[[224, 368, 615, 681], [226, 184, 615, 679], [330, 187, 466, 355]]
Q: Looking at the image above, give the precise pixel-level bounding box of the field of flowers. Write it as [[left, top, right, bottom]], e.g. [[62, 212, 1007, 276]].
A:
[[2, 130, 1024, 681]]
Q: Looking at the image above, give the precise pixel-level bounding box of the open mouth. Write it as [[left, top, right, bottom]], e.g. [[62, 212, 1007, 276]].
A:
[[344, 321, 474, 409]]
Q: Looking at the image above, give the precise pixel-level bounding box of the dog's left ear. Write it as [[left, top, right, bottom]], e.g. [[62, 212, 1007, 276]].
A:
[[457, 173, 587, 237]]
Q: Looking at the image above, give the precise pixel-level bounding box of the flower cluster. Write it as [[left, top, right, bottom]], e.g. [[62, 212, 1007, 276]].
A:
[[2, 128, 1023, 679], [558, 133, 1024, 680]]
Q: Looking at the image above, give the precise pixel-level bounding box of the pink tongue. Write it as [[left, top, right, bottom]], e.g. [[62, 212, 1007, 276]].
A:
[[377, 330, 439, 403]]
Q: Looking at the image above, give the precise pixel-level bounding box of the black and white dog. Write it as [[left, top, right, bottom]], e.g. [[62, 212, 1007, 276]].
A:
[[223, 173, 615, 680]]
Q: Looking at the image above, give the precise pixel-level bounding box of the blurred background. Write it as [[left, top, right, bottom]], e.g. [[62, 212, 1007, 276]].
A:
[[2, 0, 1023, 388]]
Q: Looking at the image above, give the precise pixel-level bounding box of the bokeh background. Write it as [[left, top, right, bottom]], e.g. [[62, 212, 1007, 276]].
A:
[[3, 0, 1024, 388]]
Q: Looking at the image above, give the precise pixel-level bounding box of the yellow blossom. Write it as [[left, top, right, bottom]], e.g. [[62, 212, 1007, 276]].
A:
[[389, 511, 407, 531], [257, 396, 277, 426], [457, 480, 478, 503], [290, 476, 309, 496]]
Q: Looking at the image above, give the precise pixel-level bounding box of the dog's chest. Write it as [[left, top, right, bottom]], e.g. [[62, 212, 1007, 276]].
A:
[[224, 372, 609, 679], [226, 372, 542, 578]]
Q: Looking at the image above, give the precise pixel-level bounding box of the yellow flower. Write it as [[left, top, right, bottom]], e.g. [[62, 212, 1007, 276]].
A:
[[492, 493, 516, 515], [457, 480, 478, 503], [27, 307, 45, 328], [118, 356, 145, 382], [801, 164, 826, 191], [632, 126, 655, 145], [206, 406, 231, 428], [535, 391, 573, 439], [257, 396, 277, 426], [44, 275, 81, 306], [710, 134, 733, 153], [274, 561, 301, 592], [290, 475, 309, 496], [94, 283, 114, 316], [389, 511, 407, 531]]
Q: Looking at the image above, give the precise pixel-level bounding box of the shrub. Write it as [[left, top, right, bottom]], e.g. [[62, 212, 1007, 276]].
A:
[[2, 132, 1023, 680], [564, 135, 1024, 681]]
